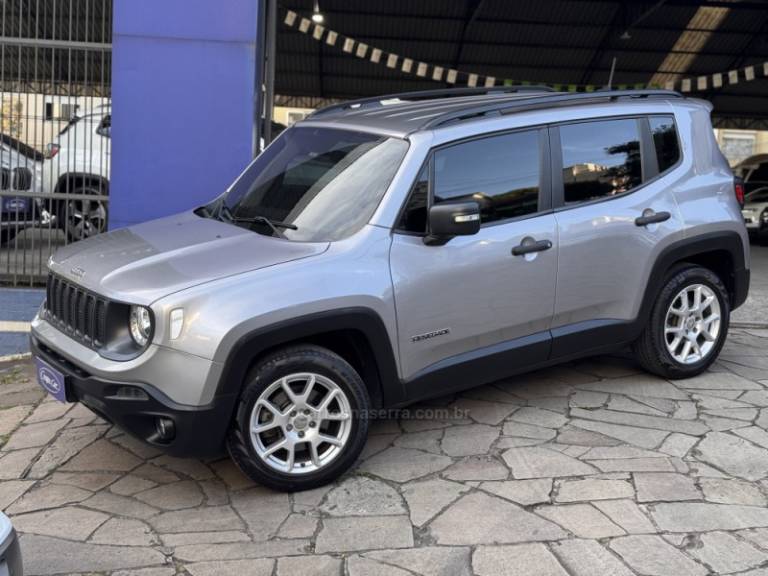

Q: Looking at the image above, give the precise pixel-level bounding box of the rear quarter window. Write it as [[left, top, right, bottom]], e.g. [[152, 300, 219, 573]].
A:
[[649, 115, 680, 174]]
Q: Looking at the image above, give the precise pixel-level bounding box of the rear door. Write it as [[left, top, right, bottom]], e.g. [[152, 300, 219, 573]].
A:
[[550, 115, 685, 355], [390, 127, 558, 388]]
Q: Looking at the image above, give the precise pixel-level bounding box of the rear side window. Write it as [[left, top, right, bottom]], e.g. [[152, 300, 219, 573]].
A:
[[560, 118, 642, 204], [750, 163, 768, 183], [649, 115, 680, 173], [433, 130, 540, 225]]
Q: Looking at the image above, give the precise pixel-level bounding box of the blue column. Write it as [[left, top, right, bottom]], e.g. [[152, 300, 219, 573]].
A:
[[110, 0, 261, 229]]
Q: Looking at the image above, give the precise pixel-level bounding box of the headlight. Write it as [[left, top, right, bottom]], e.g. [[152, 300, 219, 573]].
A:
[[761, 210, 768, 223], [129, 305, 153, 347]]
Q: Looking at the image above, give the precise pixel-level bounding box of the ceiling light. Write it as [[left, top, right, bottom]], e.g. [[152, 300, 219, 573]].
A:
[[312, 0, 324, 23]]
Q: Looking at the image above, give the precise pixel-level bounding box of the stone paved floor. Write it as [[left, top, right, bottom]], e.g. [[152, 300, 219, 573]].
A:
[[1, 329, 768, 575]]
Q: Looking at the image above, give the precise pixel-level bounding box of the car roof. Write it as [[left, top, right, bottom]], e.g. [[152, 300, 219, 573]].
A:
[[301, 87, 685, 138]]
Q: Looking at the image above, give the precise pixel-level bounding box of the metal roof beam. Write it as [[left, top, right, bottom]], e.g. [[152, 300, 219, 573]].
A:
[[276, 51, 713, 77], [281, 30, 765, 58], [453, 0, 485, 74]]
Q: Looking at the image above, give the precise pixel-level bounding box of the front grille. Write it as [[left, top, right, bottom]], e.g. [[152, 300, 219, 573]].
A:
[[45, 274, 109, 347], [12, 167, 32, 190], [0, 168, 9, 190]]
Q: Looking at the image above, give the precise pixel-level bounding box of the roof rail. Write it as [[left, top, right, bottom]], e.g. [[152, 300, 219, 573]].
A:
[[309, 85, 556, 118], [425, 89, 684, 129]]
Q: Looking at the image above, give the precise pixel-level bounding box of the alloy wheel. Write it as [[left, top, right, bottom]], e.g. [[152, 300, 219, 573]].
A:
[[249, 372, 353, 475], [66, 188, 107, 241], [664, 283, 721, 365]]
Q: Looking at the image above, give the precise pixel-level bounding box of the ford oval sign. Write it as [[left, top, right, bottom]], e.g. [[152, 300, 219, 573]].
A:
[[34, 357, 67, 403]]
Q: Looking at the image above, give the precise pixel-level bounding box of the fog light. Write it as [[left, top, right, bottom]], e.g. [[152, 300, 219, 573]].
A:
[[155, 417, 176, 441]]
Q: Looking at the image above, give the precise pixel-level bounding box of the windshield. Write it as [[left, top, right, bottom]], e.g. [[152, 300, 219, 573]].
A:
[[747, 189, 768, 202], [222, 126, 408, 241]]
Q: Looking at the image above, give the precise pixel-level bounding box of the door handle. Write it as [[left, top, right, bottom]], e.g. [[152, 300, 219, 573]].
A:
[[635, 210, 671, 227], [512, 238, 553, 256]]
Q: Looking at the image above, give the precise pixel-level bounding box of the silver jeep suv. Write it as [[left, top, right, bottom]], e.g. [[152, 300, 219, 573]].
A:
[[30, 87, 750, 491]]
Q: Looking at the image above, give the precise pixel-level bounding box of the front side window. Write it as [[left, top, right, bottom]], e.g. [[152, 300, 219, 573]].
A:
[[433, 130, 540, 225], [560, 119, 642, 204], [224, 127, 409, 242], [649, 115, 679, 173], [398, 163, 429, 232]]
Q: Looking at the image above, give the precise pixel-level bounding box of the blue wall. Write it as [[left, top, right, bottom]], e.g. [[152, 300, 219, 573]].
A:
[[110, 0, 261, 229]]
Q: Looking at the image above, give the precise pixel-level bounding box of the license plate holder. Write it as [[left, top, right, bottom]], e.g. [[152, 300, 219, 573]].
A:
[[34, 356, 69, 403]]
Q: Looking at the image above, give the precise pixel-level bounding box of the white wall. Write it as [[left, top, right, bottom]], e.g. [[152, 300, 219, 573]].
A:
[[0, 92, 109, 152]]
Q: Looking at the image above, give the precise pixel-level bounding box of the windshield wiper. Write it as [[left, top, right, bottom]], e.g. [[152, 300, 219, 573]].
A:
[[230, 215, 298, 230], [231, 215, 297, 238], [213, 202, 297, 238]]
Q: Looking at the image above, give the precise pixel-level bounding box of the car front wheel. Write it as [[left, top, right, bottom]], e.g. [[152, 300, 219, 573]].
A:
[[633, 265, 730, 379], [0, 228, 18, 247], [227, 344, 370, 491]]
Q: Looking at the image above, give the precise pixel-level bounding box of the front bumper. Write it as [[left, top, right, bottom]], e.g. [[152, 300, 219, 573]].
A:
[[0, 525, 21, 576], [31, 335, 236, 458]]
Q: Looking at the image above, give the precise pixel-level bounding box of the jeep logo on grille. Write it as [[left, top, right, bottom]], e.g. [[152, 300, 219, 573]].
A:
[[70, 267, 86, 279]]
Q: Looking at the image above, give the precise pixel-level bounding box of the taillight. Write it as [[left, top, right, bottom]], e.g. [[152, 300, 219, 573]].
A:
[[734, 178, 745, 207], [46, 143, 60, 159]]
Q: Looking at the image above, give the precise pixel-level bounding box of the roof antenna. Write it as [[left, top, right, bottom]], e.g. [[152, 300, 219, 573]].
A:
[[607, 56, 617, 90]]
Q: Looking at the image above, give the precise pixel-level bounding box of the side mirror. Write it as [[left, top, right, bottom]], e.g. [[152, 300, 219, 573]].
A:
[[424, 201, 481, 245]]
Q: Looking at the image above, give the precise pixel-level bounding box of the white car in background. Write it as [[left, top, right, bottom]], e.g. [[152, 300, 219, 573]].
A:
[[743, 187, 768, 243], [0, 134, 44, 246], [734, 153, 768, 196], [44, 105, 110, 242]]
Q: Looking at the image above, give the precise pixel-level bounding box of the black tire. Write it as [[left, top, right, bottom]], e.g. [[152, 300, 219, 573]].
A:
[[227, 344, 370, 492], [0, 227, 18, 246], [58, 183, 108, 243], [633, 264, 730, 379]]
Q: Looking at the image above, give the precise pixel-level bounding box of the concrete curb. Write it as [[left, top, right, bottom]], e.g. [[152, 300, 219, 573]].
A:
[[0, 351, 31, 364], [731, 322, 768, 329]]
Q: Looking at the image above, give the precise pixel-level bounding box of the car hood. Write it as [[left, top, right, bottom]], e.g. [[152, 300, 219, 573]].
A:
[[48, 211, 329, 304]]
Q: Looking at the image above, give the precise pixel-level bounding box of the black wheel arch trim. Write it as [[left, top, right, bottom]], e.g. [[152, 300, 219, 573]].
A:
[[55, 172, 110, 195], [214, 307, 404, 408], [548, 230, 748, 360], [640, 230, 749, 318]]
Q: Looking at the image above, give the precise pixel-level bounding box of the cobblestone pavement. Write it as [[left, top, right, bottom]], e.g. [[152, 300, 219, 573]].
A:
[[1, 329, 768, 575]]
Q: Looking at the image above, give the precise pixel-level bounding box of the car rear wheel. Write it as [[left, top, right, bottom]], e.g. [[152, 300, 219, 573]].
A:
[[62, 184, 108, 242], [633, 265, 730, 379], [227, 344, 370, 491]]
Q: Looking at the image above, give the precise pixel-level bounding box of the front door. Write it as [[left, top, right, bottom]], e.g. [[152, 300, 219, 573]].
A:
[[390, 128, 558, 391]]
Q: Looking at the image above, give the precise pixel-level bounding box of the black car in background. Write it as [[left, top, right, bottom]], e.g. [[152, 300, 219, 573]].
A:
[[0, 133, 45, 246]]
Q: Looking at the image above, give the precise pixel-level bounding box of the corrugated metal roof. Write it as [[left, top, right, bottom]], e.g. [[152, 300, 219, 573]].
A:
[[278, 0, 768, 128]]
